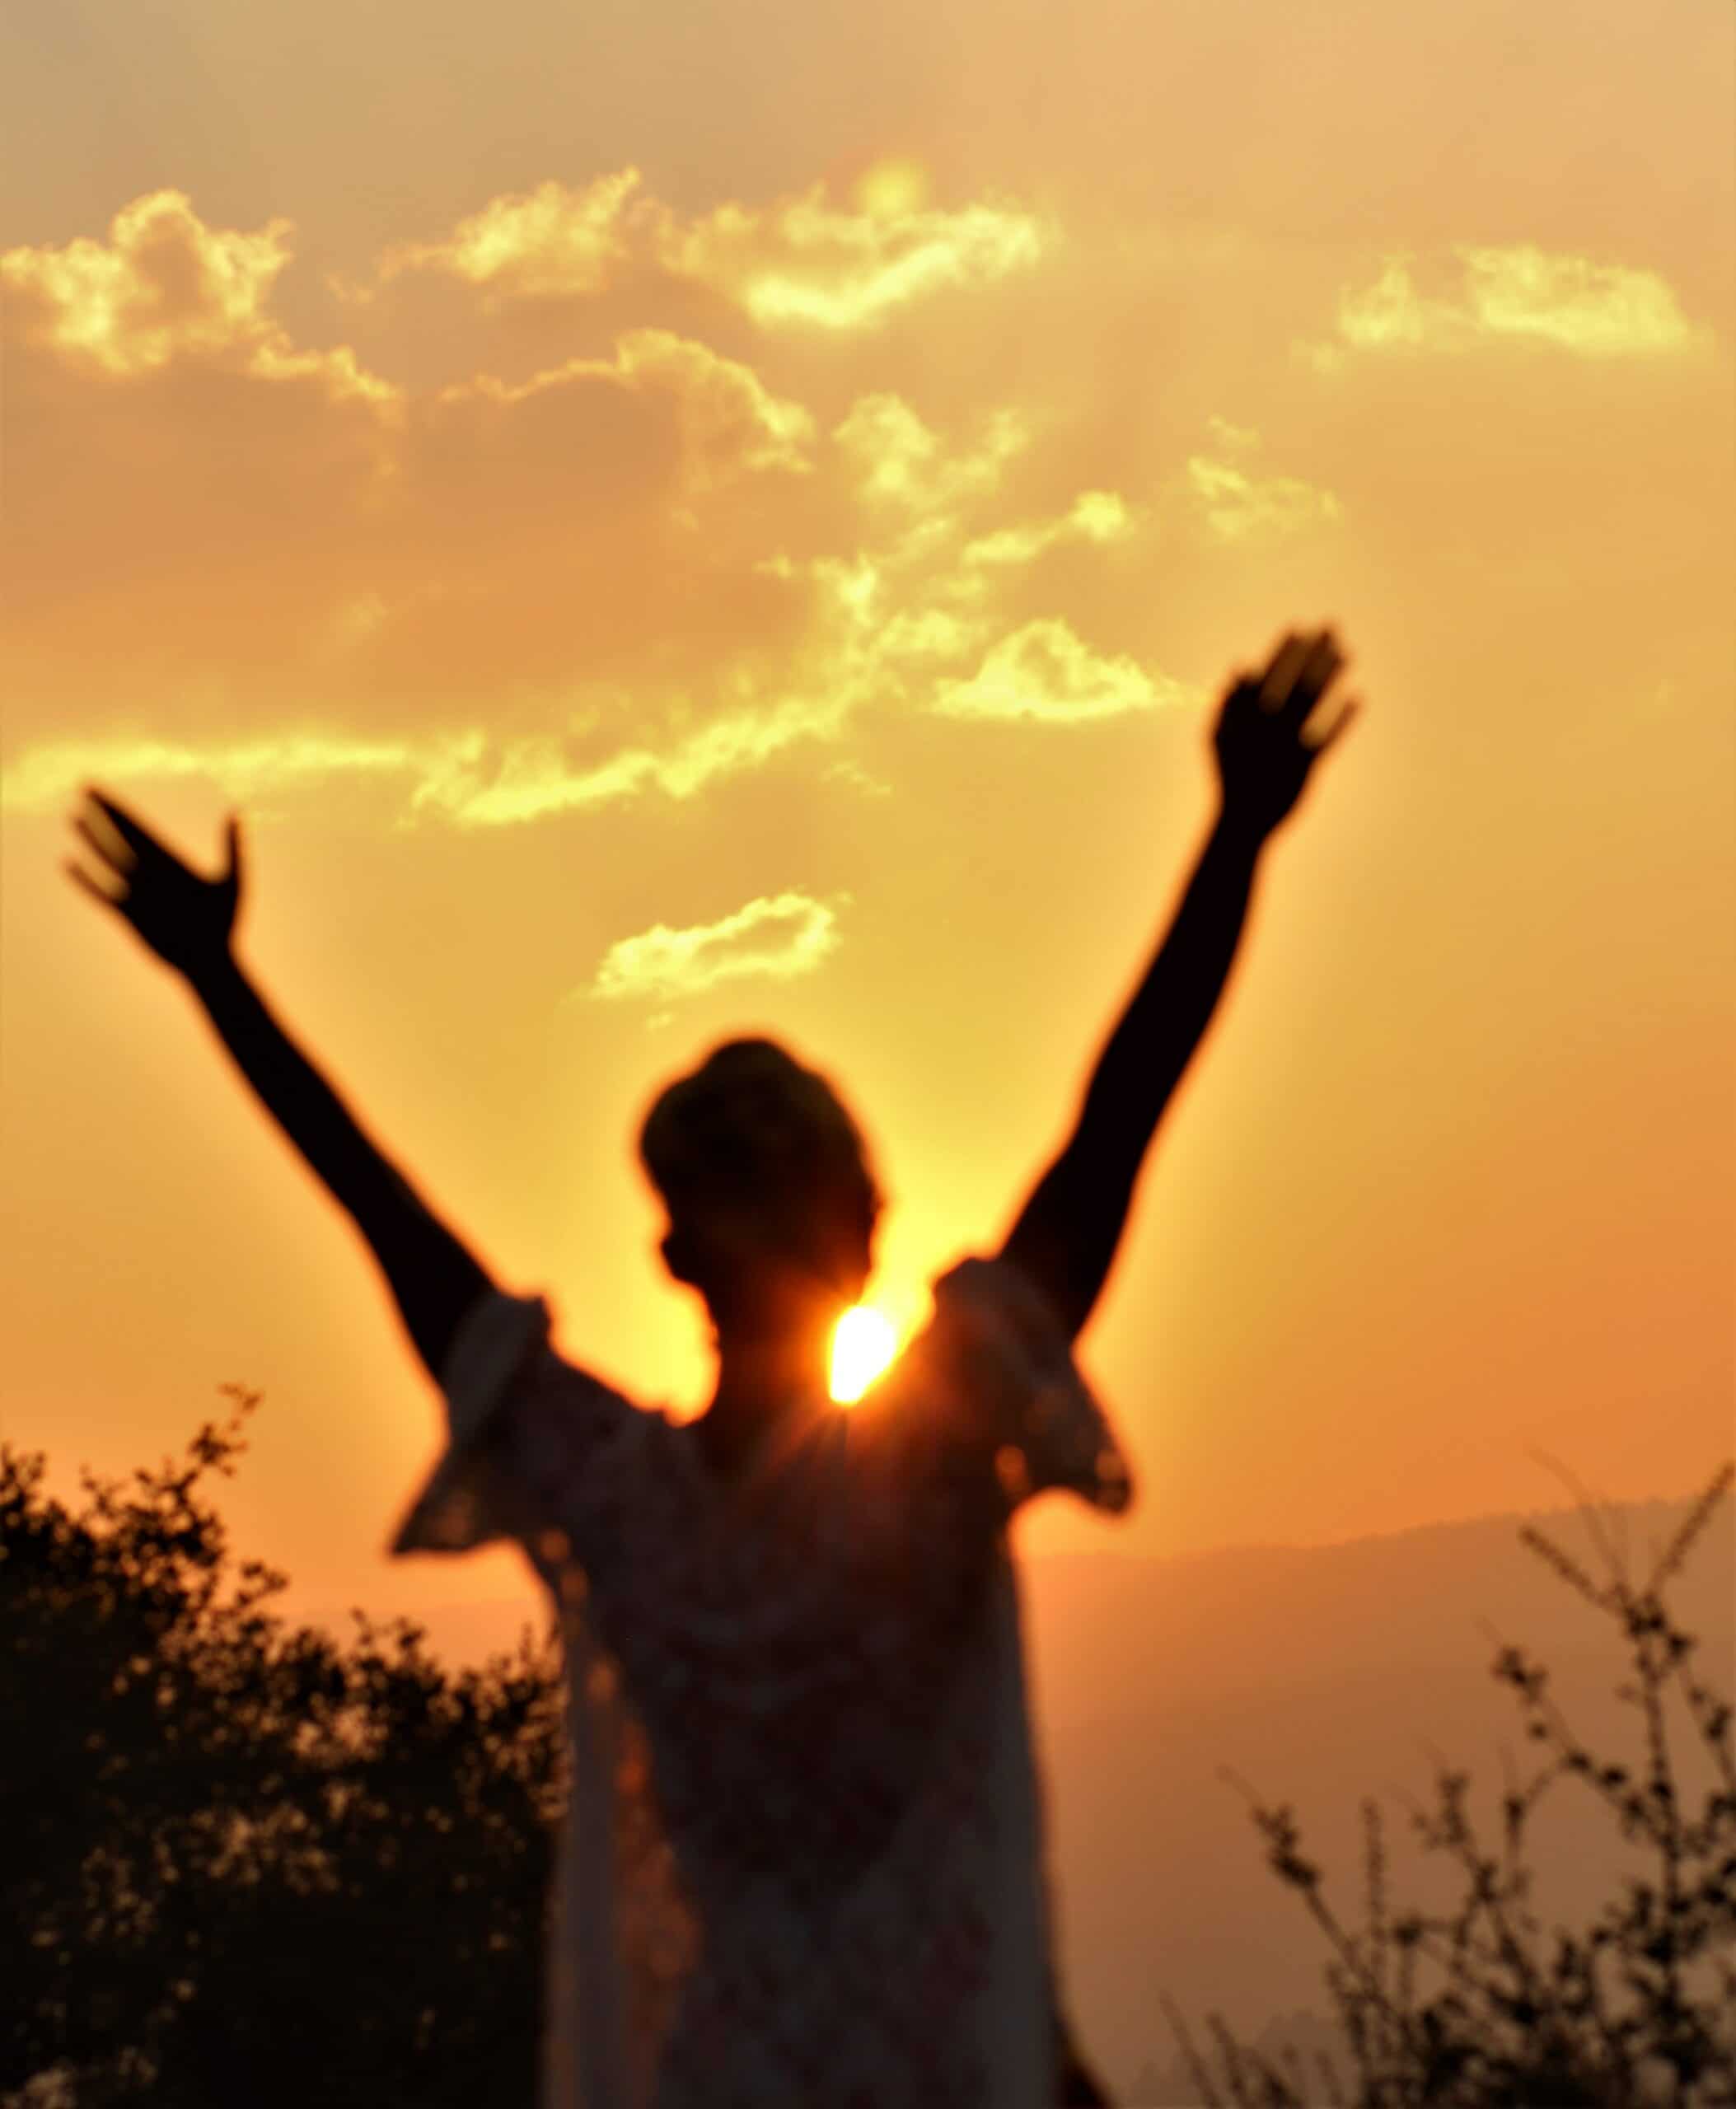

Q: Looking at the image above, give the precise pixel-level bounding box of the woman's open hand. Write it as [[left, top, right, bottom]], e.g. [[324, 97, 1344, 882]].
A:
[[1214, 628, 1360, 839], [65, 789, 245, 984]]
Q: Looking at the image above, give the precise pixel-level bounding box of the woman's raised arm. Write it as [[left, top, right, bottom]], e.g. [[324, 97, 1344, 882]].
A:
[[997, 628, 1360, 1343], [65, 790, 493, 1382]]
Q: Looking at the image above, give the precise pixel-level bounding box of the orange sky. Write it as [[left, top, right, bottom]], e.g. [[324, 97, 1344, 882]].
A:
[[2, 0, 1731, 1634]]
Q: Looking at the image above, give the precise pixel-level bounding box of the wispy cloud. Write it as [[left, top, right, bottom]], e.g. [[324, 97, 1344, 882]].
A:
[[583, 889, 849, 1004], [371, 166, 1050, 332], [1311, 246, 1706, 364], [961, 489, 1136, 568], [2, 193, 834, 738], [1204, 414, 1260, 454], [403, 694, 850, 830], [1, 190, 395, 406], [379, 169, 644, 298], [932, 618, 1193, 723], [654, 183, 1050, 330], [438, 328, 816, 487], [2, 180, 1193, 846], [2, 694, 851, 831], [832, 394, 1030, 511], [0, 729, 443, 815], [1186, 455, 1341, 545]]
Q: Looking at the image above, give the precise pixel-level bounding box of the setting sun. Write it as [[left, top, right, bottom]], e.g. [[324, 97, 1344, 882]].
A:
[[829, 1303, 899, 1404]]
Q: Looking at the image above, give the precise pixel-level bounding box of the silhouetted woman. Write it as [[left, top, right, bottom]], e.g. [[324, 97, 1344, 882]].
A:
[[67, 628, 1359, 2107]]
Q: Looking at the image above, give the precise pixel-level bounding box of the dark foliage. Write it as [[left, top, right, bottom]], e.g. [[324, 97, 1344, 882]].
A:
[[1167, 1465, 1736, 2108], [2, 1389, 565, 2107]]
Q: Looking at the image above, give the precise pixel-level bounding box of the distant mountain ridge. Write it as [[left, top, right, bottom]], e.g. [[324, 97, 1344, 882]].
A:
[[1018, 1486, 1733, 2091], [334, 1486, 1731, 1676]]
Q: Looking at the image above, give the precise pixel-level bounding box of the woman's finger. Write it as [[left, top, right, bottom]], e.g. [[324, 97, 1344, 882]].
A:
[[74, 810, 133, 874], [64, 857, 128, 910], [1291, 630, 1343, 712], [1303, 695, 1360, 754], [86, 788, 162, 864], [1256, 633, 1310, 712]]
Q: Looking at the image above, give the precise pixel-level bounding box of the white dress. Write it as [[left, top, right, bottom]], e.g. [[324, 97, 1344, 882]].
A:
[[391, 1253, 1133, 2109]]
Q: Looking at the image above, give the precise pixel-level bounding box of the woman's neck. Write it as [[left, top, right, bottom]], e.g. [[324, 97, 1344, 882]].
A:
[[696, 1321, 834, 1473], [709, 1328, 831, 1413]]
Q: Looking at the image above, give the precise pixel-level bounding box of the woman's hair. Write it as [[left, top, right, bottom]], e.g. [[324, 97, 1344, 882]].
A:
[[638, 1036, 882, 1256]]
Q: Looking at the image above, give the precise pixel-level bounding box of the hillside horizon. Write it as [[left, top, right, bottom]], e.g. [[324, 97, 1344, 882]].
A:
[[298, 1476, 1733, 1669]]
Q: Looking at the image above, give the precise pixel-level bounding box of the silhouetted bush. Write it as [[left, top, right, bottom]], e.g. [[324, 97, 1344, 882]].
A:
[[1166, 1465, 1736, 2108], [2, 1389, 564, 2107]]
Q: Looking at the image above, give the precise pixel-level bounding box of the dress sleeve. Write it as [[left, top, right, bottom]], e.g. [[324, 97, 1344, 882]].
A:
[[387, 1286, 650, 1582], [920, 1254, 1135, 1516], [850, 1253, 1135, 1543]]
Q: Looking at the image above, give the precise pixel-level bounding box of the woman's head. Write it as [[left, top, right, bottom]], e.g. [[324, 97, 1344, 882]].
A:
[[639, 1037, 882, 1327]]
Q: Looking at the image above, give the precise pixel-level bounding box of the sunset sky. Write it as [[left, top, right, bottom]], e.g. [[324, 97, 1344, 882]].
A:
[[2, 0, 1731, 1636]]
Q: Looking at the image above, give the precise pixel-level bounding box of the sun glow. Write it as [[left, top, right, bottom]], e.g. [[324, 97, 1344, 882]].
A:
[[829, 1303, 899, 1405], [853, 157, 930, 219]]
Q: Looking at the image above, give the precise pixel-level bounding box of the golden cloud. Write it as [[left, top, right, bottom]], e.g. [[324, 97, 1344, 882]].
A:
[[441, 328, 815, 489], [2, 180, 1149, 839], [742, 409, 1157, 737], [378, 169, 645, 298], [653, 181, 1049, 330], [401, 693, 852, 830], [1321, 246, 1705, 362], [4, 194, 824, 708], [874, 608, 983, 662], [584, 889, 849, 1003], [375, 167, 1048, 330], [832, 394, 1029, 510], [749, 540, 992, 713], [1204, 414, 1261, 454], [932, 618, 1193, 723], [1186, 456, 1341, 545], [961, 489, 1135, 568], [0, 728, 446, 816], [2, 688, 852, 832], [0, 190, 395, 406]]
